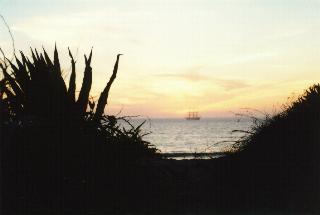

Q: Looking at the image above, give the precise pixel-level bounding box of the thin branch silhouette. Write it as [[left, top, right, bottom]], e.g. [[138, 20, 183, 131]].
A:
[[0, 14, 15, 60]]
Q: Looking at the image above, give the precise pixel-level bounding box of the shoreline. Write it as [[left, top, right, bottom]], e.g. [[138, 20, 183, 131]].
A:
[[161, 152, 228, 159]]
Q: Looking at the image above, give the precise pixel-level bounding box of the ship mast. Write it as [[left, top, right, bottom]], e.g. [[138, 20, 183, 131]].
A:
[[186, 111, 200, 120]]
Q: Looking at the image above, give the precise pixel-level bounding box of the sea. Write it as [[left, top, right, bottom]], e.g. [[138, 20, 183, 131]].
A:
[[127, 118, 253, 158]]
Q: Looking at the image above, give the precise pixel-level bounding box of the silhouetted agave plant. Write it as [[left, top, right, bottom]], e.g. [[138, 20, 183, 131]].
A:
[[0, 46, 159, 158], [0, 45, 160, 215], [0, 45, 121, 123]]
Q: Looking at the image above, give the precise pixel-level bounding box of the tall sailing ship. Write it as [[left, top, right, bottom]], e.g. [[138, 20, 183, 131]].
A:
[[186, 111, 201, 120]]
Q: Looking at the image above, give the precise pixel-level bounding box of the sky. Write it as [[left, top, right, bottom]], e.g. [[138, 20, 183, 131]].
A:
[[1, 0, 320, 118]]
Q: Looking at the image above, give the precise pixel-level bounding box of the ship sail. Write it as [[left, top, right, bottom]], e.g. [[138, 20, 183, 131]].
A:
[[186, 111, 200, 120]]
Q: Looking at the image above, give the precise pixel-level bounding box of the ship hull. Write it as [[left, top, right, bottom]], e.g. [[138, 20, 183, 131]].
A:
[[186, 117, 200, 120]]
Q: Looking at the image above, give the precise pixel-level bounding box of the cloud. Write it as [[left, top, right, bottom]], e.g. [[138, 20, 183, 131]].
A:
[[155, 65, 208, 82], [222, 52, 277, 65], [213, 79, 251, 91], [156, 68, 250, 90], [156, 71, 208, 82], [268, 29, 307, 40], [11, 8, 148, 47]]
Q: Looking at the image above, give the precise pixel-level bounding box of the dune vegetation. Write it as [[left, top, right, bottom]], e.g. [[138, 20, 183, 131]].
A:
[[0, 47, 160, 214], [0, 46, 158, 159], [218, 83, 320, 213], [0, 46, 319, 214]]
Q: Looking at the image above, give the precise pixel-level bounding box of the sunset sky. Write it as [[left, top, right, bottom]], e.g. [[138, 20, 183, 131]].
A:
[[1, 0, 320, 117]]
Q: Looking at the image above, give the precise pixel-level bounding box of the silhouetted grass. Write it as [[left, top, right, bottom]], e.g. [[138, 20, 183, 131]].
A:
[[222, 84, 320, 213], [234, 84, 320, 152]]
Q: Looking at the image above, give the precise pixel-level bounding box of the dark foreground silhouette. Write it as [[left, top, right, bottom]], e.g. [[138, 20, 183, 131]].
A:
[[1, 48, 320, 214]]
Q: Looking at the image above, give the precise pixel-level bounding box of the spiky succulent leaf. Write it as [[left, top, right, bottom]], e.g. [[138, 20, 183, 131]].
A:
[[76, 50, 93, 114], [67, 47, 76, 103], [94, 54, 122, 119]]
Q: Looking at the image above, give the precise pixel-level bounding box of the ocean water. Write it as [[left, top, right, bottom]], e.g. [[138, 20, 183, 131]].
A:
[[129, 118, 253, 154]]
